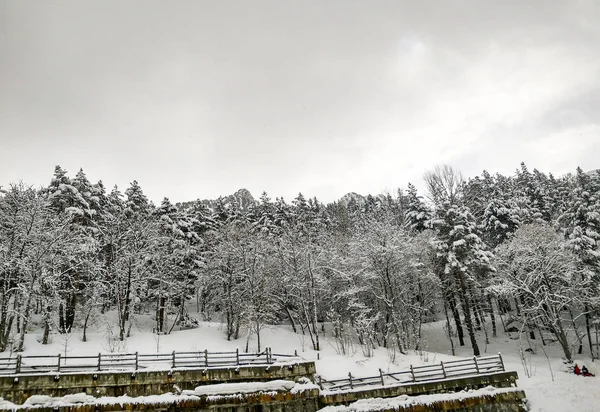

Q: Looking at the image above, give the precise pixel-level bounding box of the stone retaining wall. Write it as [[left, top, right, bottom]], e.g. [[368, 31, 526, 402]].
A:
[[0, 362, 317, 404], [4, 390, 321, 412], [0, 389, 527, 412], [320, 371, 519, 406]]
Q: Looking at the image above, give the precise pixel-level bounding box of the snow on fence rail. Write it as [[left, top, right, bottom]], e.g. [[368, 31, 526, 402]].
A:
[[0, 347, 297, 375], [318, 353, 505, 392]]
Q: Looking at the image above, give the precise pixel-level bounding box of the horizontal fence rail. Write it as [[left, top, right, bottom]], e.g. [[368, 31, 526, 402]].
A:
[[0, 347, 298, 376], [318, 353, 505, 392]]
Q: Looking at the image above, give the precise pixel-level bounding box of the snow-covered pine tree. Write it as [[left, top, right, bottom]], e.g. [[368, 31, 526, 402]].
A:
[[42, 167, 98, 334], [405, 183, 431, 233], [559, 167, 600, 357], [430, 202, 493, 356]]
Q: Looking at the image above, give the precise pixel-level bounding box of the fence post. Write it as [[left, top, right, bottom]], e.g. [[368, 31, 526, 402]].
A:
[[410, 365, 416, 382], [135, 352, 139, 371], [97, 353, 101, 371], [473, 356, 480, 374], [16, 354, 21, 374], [379, 368, 385, 386], [236, 348, 240, 366], [204, 349, 208, 368], [348, 372, 354, 389], [172, 351, 176, 368], [498, 352, 505, 371], [57, 354, 61, 373], [440, 361, 447, 379]]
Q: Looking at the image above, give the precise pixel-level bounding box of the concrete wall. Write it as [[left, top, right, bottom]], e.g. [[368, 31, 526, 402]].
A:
[[0, 389, 527, 412], [321, 391, 528, 412], [0, 366, 527, 412], [10, 390, 322, 412], [0, 362, 317, 404]]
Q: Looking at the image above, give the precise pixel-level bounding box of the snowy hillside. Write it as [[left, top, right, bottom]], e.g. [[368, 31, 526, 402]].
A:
[[2, 164, 600, 412], [2, 312, 598, 412]]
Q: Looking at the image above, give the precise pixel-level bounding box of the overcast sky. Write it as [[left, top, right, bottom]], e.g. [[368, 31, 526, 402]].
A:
[[1, 0, 599, 203]]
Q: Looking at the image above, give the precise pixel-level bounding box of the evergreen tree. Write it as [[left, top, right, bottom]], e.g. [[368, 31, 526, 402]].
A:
[[405, 183, 431, 233], [431, 202, 493, 356], [559, 167, 600, 357]]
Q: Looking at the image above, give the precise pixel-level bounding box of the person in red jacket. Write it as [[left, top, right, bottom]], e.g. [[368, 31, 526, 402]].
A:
[[582, 365, 595, 377], [574, 364, 582, 375]]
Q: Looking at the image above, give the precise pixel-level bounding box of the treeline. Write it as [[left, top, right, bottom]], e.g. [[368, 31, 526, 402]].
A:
[[0, 164, 599, 362]]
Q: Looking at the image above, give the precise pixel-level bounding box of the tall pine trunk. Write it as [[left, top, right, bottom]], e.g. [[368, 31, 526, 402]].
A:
[[458, 274, 480, 356], [487, 296, 497, 338], [448, 293, 465, 346]]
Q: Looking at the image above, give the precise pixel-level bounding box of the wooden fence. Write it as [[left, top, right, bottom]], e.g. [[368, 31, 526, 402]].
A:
[[318, 353, 505, 391], [0, 347, 296, 375]]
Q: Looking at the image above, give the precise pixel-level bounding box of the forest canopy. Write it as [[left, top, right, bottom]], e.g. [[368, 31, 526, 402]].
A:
[[0, 163, 599, 363]]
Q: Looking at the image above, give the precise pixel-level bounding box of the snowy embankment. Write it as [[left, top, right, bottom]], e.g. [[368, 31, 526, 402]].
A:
[[2, 312, 599, 411]]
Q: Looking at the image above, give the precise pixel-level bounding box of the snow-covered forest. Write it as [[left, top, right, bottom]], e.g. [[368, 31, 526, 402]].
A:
[[1, 163, 599, 365]]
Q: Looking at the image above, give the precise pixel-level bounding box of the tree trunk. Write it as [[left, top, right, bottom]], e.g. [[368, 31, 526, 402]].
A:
[[0, 298, 8, 350], [234, 315, 241, 340], [256, 320, 261, 352], [284, 305, 298, 334], [487, 296, 497, 338], [443, 300, 456, 356], [458, 275, 480, 356], [17, 296, 33, 352], [585, 305, 594, 360], [58, 302, 66, 334], [82, 311, 91, 343], [65, 291, 76, 333], [245, 327, 251, 353], [2, 313, 15, 352], [568, 310, 583, 355], [119, 263, 133, 341], [476, 299, 489, 346], [474, 303, 482, 331], [157, 295, 166, 333], [555, 324, 572, 362], [42, 317, 50, 345], [448, 294, 465, 346], [537, 324, 546, 345]]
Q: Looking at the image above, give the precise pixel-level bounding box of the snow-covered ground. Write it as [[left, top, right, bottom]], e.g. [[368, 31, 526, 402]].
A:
[[1, 312, 598, 412]]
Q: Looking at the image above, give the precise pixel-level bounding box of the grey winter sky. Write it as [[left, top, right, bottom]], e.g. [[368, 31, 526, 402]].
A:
[[1, 0, 599, 203]]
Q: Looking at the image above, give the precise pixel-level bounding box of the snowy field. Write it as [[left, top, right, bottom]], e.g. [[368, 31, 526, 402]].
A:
[[1, 312, 598, 412]]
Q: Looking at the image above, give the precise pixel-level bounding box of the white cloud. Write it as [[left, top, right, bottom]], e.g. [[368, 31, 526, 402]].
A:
[[1, 0, 599, 202]]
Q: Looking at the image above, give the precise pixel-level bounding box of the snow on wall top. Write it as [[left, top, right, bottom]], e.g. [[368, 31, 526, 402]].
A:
[[317, 386, 523, 412]]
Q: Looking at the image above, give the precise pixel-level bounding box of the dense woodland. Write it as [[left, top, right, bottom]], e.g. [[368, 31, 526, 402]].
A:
[[0, 164, 599, 363]]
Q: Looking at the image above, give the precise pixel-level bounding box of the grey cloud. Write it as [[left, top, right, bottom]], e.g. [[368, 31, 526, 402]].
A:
[[1, 0, 599, 202]]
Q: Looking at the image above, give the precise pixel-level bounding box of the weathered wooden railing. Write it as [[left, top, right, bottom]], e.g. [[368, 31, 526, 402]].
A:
[[0, 347, 297, 375], [318, 353, 505, 391]]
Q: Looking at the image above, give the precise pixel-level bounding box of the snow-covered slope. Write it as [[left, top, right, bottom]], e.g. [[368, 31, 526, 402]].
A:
[[2, 310, 598, 412]]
